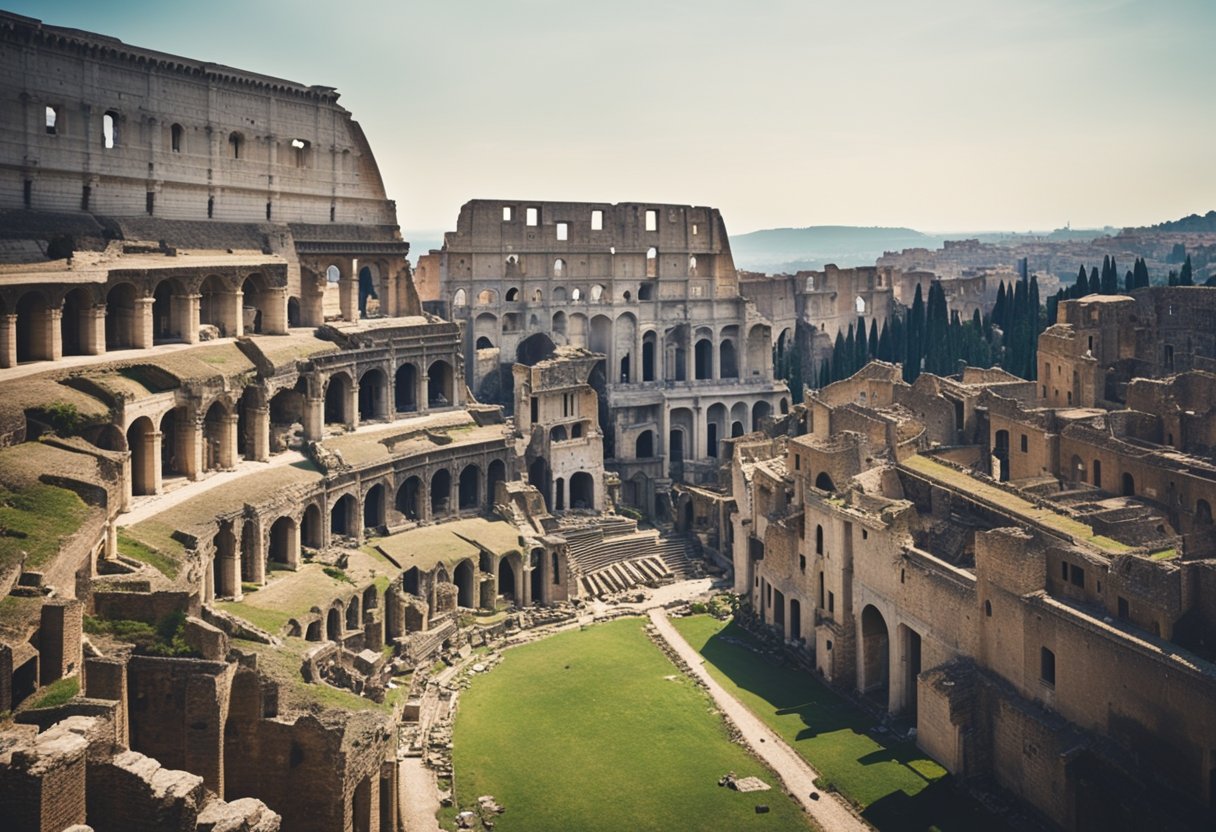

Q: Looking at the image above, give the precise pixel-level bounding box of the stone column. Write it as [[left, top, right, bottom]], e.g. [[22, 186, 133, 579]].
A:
[[0, 313, 16, 368], [520, 567, 532, 607], [265, 286, 288, 335], [711, 335, 719, 380], [684, 331, 694, 383], [659, 403, 670, 464], [250, 405, 270, 461], [246, 524, 266, 585], [181, 293, 201, 344], [134, 296, 155, 349], [229, 288, 244, 338], [85, 305, 106, 355], [45, 306, 63, 361], [339, 273, 357, 322], [186, 417, 204, 481], [304, 394, 324, 441], [149, 429, 164, 495], [348, 382, 360, 429], [220, 413, 238, 470], [692, 404, 703, 462]]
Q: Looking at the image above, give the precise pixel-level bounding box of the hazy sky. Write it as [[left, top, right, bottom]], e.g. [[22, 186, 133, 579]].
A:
[[10, 0, 1216, 236]]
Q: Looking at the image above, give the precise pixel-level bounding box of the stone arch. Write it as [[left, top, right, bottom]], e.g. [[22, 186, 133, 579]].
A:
[[151, 277, 192, 344], [486, 459, 506, 506], [551, 310, 568, 338], [199, 274, 236, 336], [268, 384, 305, 454], [458, 464, 481, 510], [552, 286, 567, 303], [202, 398, 234, 473], [212, 524, 237, 600], [993, 429, 1010, 482], [346, 595, 361, 630], [590, 284, 606, 302], [452, 288, 467, 308], [127, 416, 157, 496], [60, 286, 93, 356], [363, 483, 386, 531], [103, 283, 138, 352], [395, 363, 419, 413], [305, 620, 322, 642], [590, 314, 612, 356], [1070, 454, 1086, 484], [747, 323, 772, 378], [269, 516, 299, 568], [569, 471, 595, 509], [325, 371, 353, 426], [706, 403, 727, 458], [358, 367, 387, 421], [476, 288, 498, 306], [615, 312, 637, 383], [330, 493, 357, 537], [860, 604, 890, 704], [719, 325, 739, 379], [327, 607, 341, 641], [752, 400, 772, 432], [287, 296, 302, 327], [427, 360, 454, 407], [160, 407, 189, 480], [396, 475, 422, 521], [635, 429, 654, 458], [1197, 499, 1213, 525], [474, 312, 498, 347], [301, 503, 323, 548], [505, 286, 520, 301], [694, 332, 713, 380], [454, 559, 475, 608], [642, 331, 657, 382], [241, 273, 272, 334], [1122, 472, 1135, 497], [568, 313, 588, 348], [498, 555, 518, 602], [814, 471, 836, 492], [240, 519, 259, 583], [15, 287, 51, 362], [431, 469, 452, 516], [664, 325, 688, 382]]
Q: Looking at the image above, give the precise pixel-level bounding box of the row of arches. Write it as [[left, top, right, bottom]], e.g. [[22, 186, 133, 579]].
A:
[[2, 272, 285, 367], [525, 462, 597, 513], [1068, 454, 1212, 524]]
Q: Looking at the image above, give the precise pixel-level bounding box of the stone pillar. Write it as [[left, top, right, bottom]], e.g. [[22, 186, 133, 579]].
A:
[[85, 655, 129, 748], [304, 395, 324, 441], [250, 405, 270, 461], [339, 274, 357, 322], [246, 524, 266, 585], [149, 429, 164, 495], [265, 286, 288, 335], [39, 599, 83, 684], [684, 331, 694, 383], [106, 518, 118, 558], [187, 417, 204, 481], [692, 404, 702, 462], [220, 413, 238, 470], [520, 568, 532, 607], [180, 293, 201, 344], [659, 403, 670, 463], [83, 304, 105, 355], [134, 296, 155, 349], [45, 306, 63, 361], [711, 335, 719, 380], [0, 313, 16, 368], [347, 382, 359, 430], [230, 288, 244, 338], [419, 372, 430, 414]]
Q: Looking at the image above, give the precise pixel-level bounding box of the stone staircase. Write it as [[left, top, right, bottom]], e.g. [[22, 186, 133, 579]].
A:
[[562, 516, 699, 597], [580, 555, 672, 597]]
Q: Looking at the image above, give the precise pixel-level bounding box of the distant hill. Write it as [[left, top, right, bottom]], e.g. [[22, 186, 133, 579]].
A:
[[728, 226, 947, 273], [1143, 211, 1216, 234]]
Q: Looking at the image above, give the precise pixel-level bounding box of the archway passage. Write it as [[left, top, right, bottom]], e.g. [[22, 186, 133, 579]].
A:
[[1122, 472, 1135, 497], [301, 503, 323, 548], [331, 493, 356, 537], [635, 430, 654, 458], [358, 368, 387, 421], [861, 605, 890, 708], [814, 471, 836, 492], [269, 516, 298, 568], [569, 471, 595, 509], [428, 360, 454, 407], [498, 557, 517, 602], [459, 465, 480, 510], [103, 284, 137, 353], [212, 526, 237, 600], [327, 607, 341, 641], [752, 400, 772, 432], [395, 363, 418, 412], [431, 469, 451, 516], [454, 559, 475, 608], [901, 624, 922, 718], [325, 373, 352, 426], [486, 459, 506, 506], [993, 429, 1010, 482], [364, 484, 385, 531], [396, 476, 422, 521], [531, 555, 544, 606], [789, 598, 801, 642], [61, 287, 91, 356], [694, 338, 713, 380], [127, 416, 157, 496]]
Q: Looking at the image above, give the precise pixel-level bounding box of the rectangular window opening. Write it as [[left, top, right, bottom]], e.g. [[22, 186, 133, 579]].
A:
[[146, 191, 154, 216], [692, 223, 699, 236], [556, 222, 568, 241], [1020, 434, 1028, 453], [45, 106, 58, 134], [645, 209, 657, 232], [502, 205, 513, 222], [590, 209, 603, 230], [1070, 566, 1085, 588], [526, 207, 539, 227], [1040, 647, 1056, 686], [81, 185, 91, 212]]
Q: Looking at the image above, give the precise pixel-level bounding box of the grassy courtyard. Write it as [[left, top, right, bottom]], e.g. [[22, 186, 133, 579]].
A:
[[448, 617, 813, 832], [673, 615, 1012, 832]]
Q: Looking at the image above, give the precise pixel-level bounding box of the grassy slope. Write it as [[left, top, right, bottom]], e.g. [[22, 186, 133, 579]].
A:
[[0, 482, 90, 572], [673, 615, 1012, 832], [450, 618, 814, 832]]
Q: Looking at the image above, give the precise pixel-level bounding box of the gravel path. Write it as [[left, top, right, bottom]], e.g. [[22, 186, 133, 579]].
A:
[[648, 608, 871, 832], [399, 757, 443, 832]]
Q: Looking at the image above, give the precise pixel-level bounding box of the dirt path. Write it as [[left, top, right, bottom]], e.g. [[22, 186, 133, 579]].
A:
[[399, 757, 443, 832], [648, 608, 871, 832]]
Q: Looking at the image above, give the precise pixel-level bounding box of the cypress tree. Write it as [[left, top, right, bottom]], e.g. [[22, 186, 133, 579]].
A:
[[1103, 257, 1119, 294], [1089, 266, 1101, 296], [1071, 265, 1088, 299], [993, 282, 1007, 328], [832, 330, 847, 382], [854, 316, 868, 370], [877, 320, 892, 362], [868, 317, 879, 361], [818, 358, 831, 389], [890, 314, 905, 366], [1180, 255, 1194, 286], [1135, 257, 1150, 288], [1168, 270, 1179, 287], [1028, 275, 1041, 380], [905, 284, 925, 382], [845, 324, 856, 378], [924, 282, 950, 375], [1124, 269, 1134, 293]]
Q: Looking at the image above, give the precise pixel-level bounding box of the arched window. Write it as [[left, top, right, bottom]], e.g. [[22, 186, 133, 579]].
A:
[[505, 287, 519, 302], [554, 258, 566, 277], [571, 287, 582, 301], [102, 111, 118, 149], [453, 288, 467, 307], [326, 265, 341, 283], [590, 284, 605, 302], [646, 247, 657, 278], [815, 524, 824, 555], [532, 288, 543, 302], [170, 123, 184, 153], [688, 255, 698, 275], [855, 296, 866, 314]]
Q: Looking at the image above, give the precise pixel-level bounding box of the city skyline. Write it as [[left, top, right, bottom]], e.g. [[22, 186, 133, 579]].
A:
[[8, 0, 1215, 236]]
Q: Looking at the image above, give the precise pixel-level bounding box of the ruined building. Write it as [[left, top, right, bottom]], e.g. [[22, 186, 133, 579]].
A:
[[708, 284, 1216, 830], [418, 200, 790, 519]]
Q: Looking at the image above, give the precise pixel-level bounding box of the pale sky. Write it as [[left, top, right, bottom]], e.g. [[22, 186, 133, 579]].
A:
[[10, 0, 1216, 235]]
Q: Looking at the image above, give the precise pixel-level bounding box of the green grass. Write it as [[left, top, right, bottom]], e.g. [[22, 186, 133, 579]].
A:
[[448, 617, 813, 832], [117, 531, 180, 579], [27, 676, 79, 709], [673, 615, 1013, 832], [213, 601, 292, 635], [0, 482, 90, 572]]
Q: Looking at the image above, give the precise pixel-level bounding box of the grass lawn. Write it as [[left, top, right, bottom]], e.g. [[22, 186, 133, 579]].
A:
[[449, 617, 814, 832], [0, 482, 90, 573], [673, 615, 1013, 832]]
